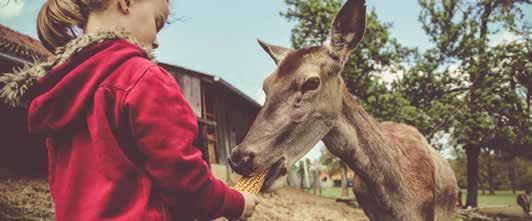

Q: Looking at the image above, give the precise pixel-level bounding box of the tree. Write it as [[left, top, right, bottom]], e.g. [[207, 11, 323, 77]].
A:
[[486, 40, 532, 159], [418, 0, 530, 207], [281, 0, 531, 207], [514, 158, 532, 192], [281, 0, 416, 122], [507, 157, 518, 194], [281, 0, 430, 200], [451, 149, 532, 195], [393, 50, 466, 141], [449, 150, 468, 189], [311, 161, 323, 196], [478, 151, 507, 195], [320, 149, 350, 198], [297, 161, 305, 189]]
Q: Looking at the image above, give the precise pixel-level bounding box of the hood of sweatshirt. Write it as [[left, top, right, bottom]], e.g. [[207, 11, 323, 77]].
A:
[[0, 29, 154, 136]]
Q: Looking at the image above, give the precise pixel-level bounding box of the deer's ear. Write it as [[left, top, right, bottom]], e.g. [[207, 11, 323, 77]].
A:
[[328, 0, 366, 62], [258, 39, 292, 65]]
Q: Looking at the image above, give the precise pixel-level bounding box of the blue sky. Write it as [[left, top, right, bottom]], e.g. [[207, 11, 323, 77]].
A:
[[1, 1, 529, 160], [0, 0, 435, 104]]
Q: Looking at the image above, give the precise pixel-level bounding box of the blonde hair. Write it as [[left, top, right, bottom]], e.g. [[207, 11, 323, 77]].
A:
[[37, 0, 111, 52]]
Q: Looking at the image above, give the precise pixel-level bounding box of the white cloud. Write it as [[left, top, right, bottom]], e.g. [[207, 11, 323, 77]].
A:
[[378, 67, 405, 88], [490, 31, 520, 46], [0, 0, 24, 19], [301, 141, 325, 162]]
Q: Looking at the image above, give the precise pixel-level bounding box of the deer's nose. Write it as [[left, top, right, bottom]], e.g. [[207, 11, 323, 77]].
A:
[[229, 147, 255, 176]]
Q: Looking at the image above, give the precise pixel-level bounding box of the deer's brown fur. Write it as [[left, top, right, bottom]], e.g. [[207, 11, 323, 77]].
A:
[[331, 88, 457, 220], [230, 0, 458, 220]]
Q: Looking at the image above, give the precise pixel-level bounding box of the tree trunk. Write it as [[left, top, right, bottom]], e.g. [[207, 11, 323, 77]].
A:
[[527, 90, 530, 119], [311, 169, 316, 194], [340, 166, 349, 198], [480, 177, 485, 196], [300, 172, 304, 190], [487, 158, 495, 195], [508, 158, 517, 194], [312, 169, 322, 196], [464, 2, 491, 207], [466, 145, 480, 207]]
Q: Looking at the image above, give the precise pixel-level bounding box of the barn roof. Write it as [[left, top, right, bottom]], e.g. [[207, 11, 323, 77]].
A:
[[0, 24, 52, 63], [159, 62, 262, 109], [0, 26, 260, 110]]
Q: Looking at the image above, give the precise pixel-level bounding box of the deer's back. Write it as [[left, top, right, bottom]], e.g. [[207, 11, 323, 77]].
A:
[[379, 121, 458, 220]]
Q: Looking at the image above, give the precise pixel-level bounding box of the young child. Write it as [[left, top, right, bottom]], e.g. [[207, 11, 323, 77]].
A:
[[0, 0, 257, 220]]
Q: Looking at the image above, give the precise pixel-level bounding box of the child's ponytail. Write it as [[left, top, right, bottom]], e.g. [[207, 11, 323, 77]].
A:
[[37, 0, 89, 52]]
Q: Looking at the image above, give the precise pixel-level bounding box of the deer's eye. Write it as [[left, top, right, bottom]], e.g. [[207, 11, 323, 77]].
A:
[[301, 77, 320, 92]]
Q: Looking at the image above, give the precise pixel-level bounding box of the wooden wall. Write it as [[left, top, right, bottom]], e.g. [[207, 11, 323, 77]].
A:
[[212, 84, 259, 166], [168, 67, 260, 167], [0, 60, 259, 179], [0, 56, 47, 177]]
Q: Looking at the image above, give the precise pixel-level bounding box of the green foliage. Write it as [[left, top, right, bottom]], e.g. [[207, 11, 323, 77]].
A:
[[418, 0, 531, 152], [478, 152, 506, 192], [282, 0, 531, 207], [450, 150, 532, 192], [485, 41, 532, 157], [282, 0, 342, 47], [459, 190, 522, 206], [418, 0, 530, 206], [514, 158, 532, 191], [320, 149, 346, 176], [320, 149, 350, 197], [393, 50, 467, 139], [450, 150, 468, 188], [281, 0, 420, 132]]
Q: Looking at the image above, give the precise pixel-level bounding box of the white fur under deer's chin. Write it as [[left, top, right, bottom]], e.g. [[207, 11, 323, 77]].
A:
[[262, 175, 288, 193]]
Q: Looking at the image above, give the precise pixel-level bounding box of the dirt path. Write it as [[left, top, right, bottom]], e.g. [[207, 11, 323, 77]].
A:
[[0, 178, 55, 221], [224, 188, 368, 221], [478, 206, 532, 221], [1, 179, 368, 221]]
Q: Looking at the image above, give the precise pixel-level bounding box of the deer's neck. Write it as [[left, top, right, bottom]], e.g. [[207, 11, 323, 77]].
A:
[[322, 87, 410, 204]]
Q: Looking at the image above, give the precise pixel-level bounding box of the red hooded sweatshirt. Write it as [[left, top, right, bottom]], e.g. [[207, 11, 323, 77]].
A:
[[23, 39, 243, 220]]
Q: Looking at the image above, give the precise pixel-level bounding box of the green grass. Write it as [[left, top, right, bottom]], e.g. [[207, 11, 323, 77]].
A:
[[317, 187, 519, 206], [321, 187, 352, 198], [304, 187, 353, 199], [461, 190, 519, 206]]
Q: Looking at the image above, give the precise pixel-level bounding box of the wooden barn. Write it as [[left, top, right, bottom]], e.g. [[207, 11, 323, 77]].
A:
[[0, 24, 52, 177], [0, 24, 261, 183], [160, 63, 261, 183]]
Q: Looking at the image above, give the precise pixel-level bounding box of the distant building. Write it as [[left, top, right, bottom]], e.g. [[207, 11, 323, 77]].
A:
[[329, 170, 355, 187], [0, 24, 260, 183], [160, 63, 260, 183], [0, 24, 52, 177], [0, 24, 51, 68]]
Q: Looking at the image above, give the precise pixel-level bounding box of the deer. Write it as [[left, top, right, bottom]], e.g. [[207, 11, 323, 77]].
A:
[[517, 192, 530, 217], [228, 0, 458, 220]]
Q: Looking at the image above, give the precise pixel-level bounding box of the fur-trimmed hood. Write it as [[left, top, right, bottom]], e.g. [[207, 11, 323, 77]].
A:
[[0, 29, 154, 108], [0, 29, 156, 136]]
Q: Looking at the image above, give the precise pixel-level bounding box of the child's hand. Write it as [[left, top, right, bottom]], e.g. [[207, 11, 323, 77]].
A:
[[238, 191, 259, 220]]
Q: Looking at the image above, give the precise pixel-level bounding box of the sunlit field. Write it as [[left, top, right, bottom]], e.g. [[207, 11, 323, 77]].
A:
[[316, 187, 518, 207], [462, 190, 518, 207]]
